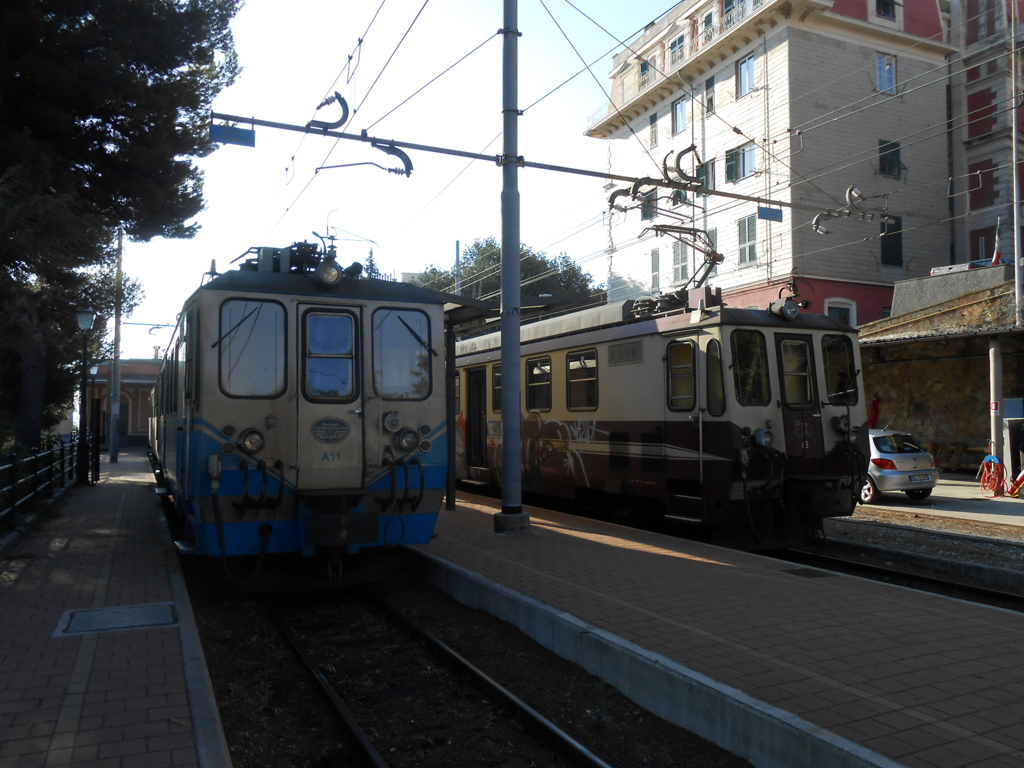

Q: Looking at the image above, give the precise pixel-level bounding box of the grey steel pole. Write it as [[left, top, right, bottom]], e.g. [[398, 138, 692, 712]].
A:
[[497, 0, 527, 529], [991, 337, 1003, 462], [455, 240, 461, 295], [445, 323, 456, 511], [109, 229, 123, 462], [1012, 0, 1022, 325]]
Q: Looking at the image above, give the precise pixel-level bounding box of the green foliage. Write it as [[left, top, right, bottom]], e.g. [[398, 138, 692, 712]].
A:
[[0, 0, 240, 445], [364, 248, 383, 280], [415, 237, 598, 300]]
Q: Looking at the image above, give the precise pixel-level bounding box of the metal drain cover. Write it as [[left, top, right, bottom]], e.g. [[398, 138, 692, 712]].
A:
[[52, 603, 177, 637], [782, 568, 837, 579]]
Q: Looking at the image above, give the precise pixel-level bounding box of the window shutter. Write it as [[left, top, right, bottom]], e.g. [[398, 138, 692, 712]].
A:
[[726, 150, 738, 182]]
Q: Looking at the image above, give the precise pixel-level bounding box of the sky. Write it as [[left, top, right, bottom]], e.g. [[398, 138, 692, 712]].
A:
[[115, 0, 675, 360]]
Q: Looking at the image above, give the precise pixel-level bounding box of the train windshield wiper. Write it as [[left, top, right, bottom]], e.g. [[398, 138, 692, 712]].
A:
[[399, 316, 437, 357], [211, 306, 259, 348]]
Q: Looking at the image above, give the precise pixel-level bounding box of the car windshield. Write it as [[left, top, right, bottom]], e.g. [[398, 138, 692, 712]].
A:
[[873, 434, 925, 454]]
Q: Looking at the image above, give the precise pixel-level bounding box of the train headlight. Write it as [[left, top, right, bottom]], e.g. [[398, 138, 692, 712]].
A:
[[753, 429, 775, 448], [397, 428, 419, 452], [831, 415, 850, 434], [849, 426, 861, 445], [770, 297, 799, 320], [314, 258, 341, 286], [239, 429, 265, 454]]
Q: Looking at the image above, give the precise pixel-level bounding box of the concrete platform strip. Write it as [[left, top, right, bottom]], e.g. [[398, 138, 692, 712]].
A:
[[408, 548, 905, 768]]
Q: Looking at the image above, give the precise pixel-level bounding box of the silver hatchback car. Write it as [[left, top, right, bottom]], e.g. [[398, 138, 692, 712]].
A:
[[860, 429, 938, 503]]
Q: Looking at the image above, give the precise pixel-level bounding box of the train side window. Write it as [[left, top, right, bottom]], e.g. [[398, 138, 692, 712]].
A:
[[526, 356, 552, 412], [373, 308, 431, 400], [305, 312, 356, 401], [667, 341, 696, 410], [780, 340, 814, 406], [492, 364, 501, 413], [218, 299, 287, 398], [566, 349, 598, 410], [730, 330, 771, 406], [454, 371, 461, 415], [706, 339, 726, 416], [822, 334, 858, 405]]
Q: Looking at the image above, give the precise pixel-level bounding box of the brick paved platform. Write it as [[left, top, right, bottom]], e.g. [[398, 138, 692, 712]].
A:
[[410, 494, 1024, 768], [0, 448, 228, 768]]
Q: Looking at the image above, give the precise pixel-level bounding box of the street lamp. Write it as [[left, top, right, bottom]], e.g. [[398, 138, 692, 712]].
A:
[[76, 306, 95, 485]]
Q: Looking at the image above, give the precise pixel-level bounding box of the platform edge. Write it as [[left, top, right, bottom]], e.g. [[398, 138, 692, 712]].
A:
[[406, 547, 905, 768]]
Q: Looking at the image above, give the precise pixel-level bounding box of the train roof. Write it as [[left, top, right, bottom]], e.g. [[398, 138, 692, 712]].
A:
[[193, 269, 450, 305], [456, 299, 857, 358]]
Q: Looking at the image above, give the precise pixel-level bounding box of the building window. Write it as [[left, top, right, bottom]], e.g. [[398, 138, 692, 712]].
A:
[[705, 75, 715, 113], [649, 112, 658, 148], [672, 240, 688, 284], [526, 357, 552, 411], [672, 97, 687, 135], [738, 214, 757, 263], [824, 298, 857, 326], [640, 57, 656, 89], [881, 306, 892, 318], [877, 54, 896, 94], [880, 216, 903, 265], [723, 0, 737, 27], [567, 349, 598, 410], [726, 142, 756, 182], [876, 0, 896, 18], [651, 248, 660, 291], [737, 54, 756, 98], [670, 186, 687, 207], [640, 189, 657, 220], [878, 140, 903, 177], [670, 34, 686, 68], [697, 160, 715, 195]]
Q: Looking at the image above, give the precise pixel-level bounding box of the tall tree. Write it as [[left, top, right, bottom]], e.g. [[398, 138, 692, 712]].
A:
[[0, 0, 241, 446], [415, 237, 598, 300]]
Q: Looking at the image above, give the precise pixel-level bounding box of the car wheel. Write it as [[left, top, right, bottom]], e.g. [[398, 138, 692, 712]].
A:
[[860, 477, 879, 504], [905, 488, 932, 501]]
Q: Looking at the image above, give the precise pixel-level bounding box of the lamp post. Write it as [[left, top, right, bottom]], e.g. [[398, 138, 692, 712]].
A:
[[76, 306, 96, 485]]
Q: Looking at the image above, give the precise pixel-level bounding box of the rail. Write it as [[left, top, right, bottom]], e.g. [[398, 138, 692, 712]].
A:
[[0, 435, 95, 522]]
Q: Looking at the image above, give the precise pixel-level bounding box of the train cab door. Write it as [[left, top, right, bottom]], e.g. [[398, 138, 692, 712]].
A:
[[465, 366, 488, 471], [295, 304, 365, 489], [774, 333, 824, 463]]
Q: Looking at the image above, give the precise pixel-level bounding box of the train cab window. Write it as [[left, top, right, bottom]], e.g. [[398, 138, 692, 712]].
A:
[[373, 308, 431, 400], [780, 340, 814, 406], [567, 349, 598, 410], [822, 334, 858, 405], [730, 330, 771, 406], [667, 341, 696, 410], [305, 312, 356, 400], [492, 364, 502, 413], [706, 339, 726, 416], [219, 299, 286, 398], [526, 356, 552, 411]]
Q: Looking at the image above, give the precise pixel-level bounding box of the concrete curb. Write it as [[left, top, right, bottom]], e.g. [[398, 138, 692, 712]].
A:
[[824, 538, 1024, 594], [407, 547, 903, 768]]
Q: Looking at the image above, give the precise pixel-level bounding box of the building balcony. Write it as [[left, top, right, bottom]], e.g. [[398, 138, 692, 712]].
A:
[[585, 0, 832, 138]]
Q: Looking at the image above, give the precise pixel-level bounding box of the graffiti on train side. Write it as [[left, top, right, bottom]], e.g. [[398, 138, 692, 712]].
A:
[[482, 414, 606, 487]]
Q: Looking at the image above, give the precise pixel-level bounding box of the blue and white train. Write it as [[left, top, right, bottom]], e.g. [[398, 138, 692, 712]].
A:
[[149, 238, 448, 583]]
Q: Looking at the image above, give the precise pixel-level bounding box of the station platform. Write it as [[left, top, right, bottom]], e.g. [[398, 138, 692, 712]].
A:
[[870, 474, 1024, 528], [0, 448, 227, 768], [409, 492, 1024, 768]]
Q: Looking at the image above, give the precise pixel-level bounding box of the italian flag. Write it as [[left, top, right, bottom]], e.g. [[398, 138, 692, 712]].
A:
[[991, 217, 1002, 266]]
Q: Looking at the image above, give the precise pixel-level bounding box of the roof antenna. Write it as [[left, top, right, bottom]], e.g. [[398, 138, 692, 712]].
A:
[[882, 413, 896, 431]]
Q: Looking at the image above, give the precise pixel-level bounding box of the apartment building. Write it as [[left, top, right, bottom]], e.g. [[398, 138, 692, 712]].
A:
[[950, 0, 1023, 264], [585, 0, 954, 325]]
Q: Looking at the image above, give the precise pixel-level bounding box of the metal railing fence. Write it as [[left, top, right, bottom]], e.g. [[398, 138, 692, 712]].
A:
[[0, 435, 95, 523]]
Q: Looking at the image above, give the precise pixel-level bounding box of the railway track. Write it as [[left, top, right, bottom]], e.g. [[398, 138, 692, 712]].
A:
[[272, 591, 616, 768]]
